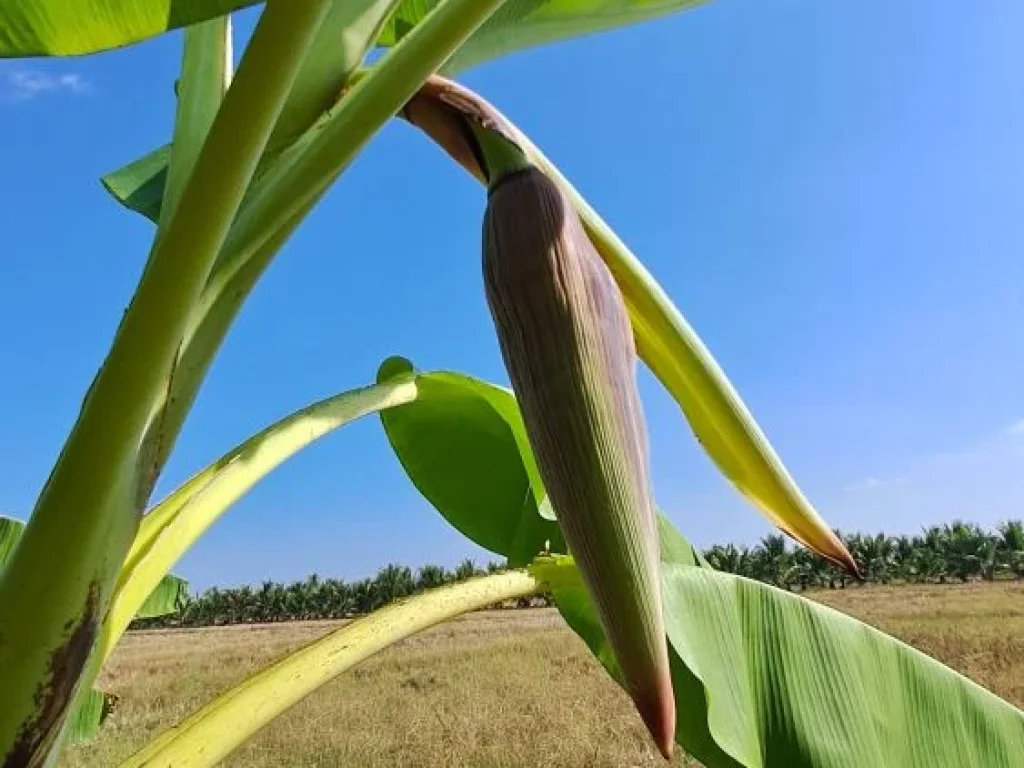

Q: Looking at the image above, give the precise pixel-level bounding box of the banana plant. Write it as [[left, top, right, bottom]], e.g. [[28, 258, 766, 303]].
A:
[[0, 2, 1020, 768]]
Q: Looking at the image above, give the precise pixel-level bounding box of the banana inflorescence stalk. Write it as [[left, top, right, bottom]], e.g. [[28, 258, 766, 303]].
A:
[[481, 139, 675, 757]]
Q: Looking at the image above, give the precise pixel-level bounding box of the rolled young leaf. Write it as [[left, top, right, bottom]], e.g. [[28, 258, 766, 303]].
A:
[[483, 162, 674, 757]]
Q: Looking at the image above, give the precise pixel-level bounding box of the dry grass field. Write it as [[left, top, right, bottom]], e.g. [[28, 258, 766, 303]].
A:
[[62, 582, 1024, 768]]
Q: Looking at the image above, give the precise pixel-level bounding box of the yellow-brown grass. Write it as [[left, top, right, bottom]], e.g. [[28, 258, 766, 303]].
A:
[[62, 582, 1023, 767]]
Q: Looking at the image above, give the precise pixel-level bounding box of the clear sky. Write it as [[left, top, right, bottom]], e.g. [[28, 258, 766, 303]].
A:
[[1, 1, 1022, 591]]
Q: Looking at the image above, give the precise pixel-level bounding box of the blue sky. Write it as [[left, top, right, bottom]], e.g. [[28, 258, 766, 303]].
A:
[[1, 0, 1023, 591]]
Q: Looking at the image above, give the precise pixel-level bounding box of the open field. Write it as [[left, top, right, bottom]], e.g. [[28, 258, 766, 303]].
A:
[[63, 582, 1024, 768]]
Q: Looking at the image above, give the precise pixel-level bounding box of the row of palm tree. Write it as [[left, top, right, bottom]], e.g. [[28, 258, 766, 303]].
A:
[[135, 519, 1023, 628], [705, 520, 1024, 590], [136, 559, 545, 628]]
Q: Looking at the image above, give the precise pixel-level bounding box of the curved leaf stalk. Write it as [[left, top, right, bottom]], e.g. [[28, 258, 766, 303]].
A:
[[400, 76, 856, 574], [101, 378, 418, 665], [0, 4, 332, 765], [135, 0, 512, 498], [119, 571, 541, 768]]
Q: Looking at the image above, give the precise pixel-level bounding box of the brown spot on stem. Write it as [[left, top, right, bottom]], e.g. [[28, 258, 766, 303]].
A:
[[4, 583, 99, 768]]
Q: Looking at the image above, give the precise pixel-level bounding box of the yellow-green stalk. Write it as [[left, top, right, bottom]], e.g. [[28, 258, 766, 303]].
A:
[[481, 143, 675, 757]]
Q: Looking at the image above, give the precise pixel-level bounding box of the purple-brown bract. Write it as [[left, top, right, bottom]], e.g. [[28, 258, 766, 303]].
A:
[[483, 166, 675, 758]]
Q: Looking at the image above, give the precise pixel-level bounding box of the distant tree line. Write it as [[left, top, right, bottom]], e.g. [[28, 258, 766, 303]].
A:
[[133, 519, 1023, 629], [133, 559, 547, 629], [705, 520, 1024, 590]]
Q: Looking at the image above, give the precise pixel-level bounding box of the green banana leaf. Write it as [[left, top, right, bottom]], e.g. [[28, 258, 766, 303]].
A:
[[0, 0, 259, 57], [543, 532, 1024, 767], [378, 0, 708, 75], [65, 689, 118, 744], [133, 573, 189, 620], [101, 144, 170, 224], [376, 356, 564, 566], [665, 564, 1024, 767]]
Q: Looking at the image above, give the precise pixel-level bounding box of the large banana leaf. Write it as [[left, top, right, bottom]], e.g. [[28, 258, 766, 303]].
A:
[[544, 537, 1024, 767], [376, 356, 563, 566], [378, 0, 708, 74], [0, 0, 259, 57]]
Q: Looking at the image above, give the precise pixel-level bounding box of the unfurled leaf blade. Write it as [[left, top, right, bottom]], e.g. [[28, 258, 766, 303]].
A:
[[377, 357, 564, 567], [0, 1, 259, 58], [545, 517, 1024, 768], [662, 564, 1024, 768]]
